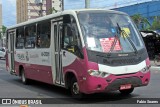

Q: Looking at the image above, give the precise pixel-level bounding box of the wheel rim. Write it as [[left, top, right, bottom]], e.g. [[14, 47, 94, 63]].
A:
[[72, 82, 79, 95]]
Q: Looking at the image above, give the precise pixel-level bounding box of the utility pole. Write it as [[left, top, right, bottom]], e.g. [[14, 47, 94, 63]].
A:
[[85, 0, 90, 8], [39, 3, 43, 17], [62, 0, 64, 11], [35, 0, 43, 17], [39, 0, 43, 17]]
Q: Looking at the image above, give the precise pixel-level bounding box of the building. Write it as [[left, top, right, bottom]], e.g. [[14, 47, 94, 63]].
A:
[[17, 0, 62, 24], [113, 0, 160, 24], [17, 0, 47, 23], [51, 0, 62, 13], [46, 0, 62, 14], [0, 3, 2, 47], [0, 3, 2, 35]]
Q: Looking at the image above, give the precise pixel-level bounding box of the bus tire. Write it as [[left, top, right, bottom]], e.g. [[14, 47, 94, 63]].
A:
[[119, 88, 134, 95], [21, 68, 28, 85], [71, 77, 83, 99]]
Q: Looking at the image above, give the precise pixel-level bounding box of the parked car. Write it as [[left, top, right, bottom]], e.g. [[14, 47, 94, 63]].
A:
[[0, 47, 6, 59]]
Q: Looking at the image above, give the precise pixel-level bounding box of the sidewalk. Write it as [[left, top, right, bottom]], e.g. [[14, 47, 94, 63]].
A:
[[150, 60, 160, 67], [150, 60, 155, 66]]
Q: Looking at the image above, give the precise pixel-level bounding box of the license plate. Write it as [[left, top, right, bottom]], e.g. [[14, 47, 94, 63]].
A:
[[120, 84, 131, 90]]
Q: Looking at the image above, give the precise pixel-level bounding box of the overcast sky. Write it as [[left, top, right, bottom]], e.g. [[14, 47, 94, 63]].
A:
[[1, 0, 152, 27]]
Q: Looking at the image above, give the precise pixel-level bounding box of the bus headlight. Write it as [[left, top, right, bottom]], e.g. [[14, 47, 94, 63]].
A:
[[141, 65, 150, 73], [88, 69, 110, 78]]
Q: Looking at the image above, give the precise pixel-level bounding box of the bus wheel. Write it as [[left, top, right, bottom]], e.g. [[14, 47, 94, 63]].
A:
[[119, 88, 134, 95], [21, 69, 28, 85], [71, 77, 83, 99]]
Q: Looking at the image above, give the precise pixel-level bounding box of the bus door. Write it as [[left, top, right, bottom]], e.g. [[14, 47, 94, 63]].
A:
[[8, 30, 16, 74], [52, 18, 65, 86]]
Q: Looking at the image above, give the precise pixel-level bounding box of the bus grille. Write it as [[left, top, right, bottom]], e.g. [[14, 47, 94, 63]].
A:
[[103, 57, 141, 66]]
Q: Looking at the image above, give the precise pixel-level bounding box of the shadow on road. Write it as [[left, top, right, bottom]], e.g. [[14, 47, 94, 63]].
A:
[[1, 75, 139, 103], [0, 62, 140, 104]]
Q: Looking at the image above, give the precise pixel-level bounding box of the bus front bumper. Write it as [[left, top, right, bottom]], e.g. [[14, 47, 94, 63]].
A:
[[79, 71, 150, 94]]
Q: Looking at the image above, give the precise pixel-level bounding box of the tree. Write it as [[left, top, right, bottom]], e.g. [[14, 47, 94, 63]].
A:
[[131, 14, 151, 30], [47, 7, 57, 14], [0, 25, 7, 39], [150, 16, 160, 30], [2, 25, 7, 33]]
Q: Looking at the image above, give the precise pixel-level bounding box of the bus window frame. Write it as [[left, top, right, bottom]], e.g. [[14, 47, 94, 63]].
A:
[[15, 27, 25, 49], [24, 24, 36, 49], [61, 23, 84, 59], [36, 20, 51, 49]]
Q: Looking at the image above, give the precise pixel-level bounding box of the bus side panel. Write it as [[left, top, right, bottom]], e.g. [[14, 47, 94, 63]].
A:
[[14, 49, 53, 84], [15, 60, 53, 84], [62, 47, 91, 93], [27, 64, 53, 84], [63, 58, 88, 86]]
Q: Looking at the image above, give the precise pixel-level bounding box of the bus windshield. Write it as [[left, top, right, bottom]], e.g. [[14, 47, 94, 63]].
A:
[[78, 11, 144, 53]]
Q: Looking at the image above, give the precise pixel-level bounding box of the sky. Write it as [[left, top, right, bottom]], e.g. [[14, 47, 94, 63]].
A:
[[1, 0, 153, 27]]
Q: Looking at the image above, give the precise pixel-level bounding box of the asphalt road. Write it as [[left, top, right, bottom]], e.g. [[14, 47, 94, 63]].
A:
[[0, 59, 160, 107]]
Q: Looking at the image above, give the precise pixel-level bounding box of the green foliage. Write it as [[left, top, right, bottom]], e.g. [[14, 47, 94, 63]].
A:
[[131, 14, 160, 31], [47, 7, 57, 14], [131, 14, 151, 30], [149, 16, 160, 30], [0, 25, 7, 39], [2, 25, 7, 33], [131, 14, 142, 27]]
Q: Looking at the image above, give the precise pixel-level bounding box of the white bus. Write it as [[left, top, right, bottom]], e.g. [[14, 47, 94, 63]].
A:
[[6, 9, 151, 98]]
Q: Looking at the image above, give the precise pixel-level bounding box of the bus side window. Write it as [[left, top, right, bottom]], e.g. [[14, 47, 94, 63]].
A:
[[25, 25, 36, 48], [16, 27, 24, 49], [62, 24, 83, 58], [37, 21, 51, 48]]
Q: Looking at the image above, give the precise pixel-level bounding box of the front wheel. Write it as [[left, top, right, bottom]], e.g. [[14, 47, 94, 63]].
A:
[[71, 77, 83, 99], [119, 88, 134, 95]]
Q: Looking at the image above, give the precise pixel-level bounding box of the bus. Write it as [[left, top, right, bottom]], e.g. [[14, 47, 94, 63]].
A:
[[6, 9, 151, 98]]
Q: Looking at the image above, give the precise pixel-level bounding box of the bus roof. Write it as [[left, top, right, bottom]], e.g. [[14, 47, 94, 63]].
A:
[[7, 9, 127, 30]]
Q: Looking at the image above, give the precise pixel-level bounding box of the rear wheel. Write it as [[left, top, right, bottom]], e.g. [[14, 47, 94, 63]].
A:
[[119, 88, 134, 95], [71, 77, 83, 99], [21, 68, 28, 85]]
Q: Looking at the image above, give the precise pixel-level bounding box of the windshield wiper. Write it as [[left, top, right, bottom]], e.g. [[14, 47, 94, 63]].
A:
[[108, 23, 121, 53], [119, 24, 138, 54], [109, 23, 138, 54]]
